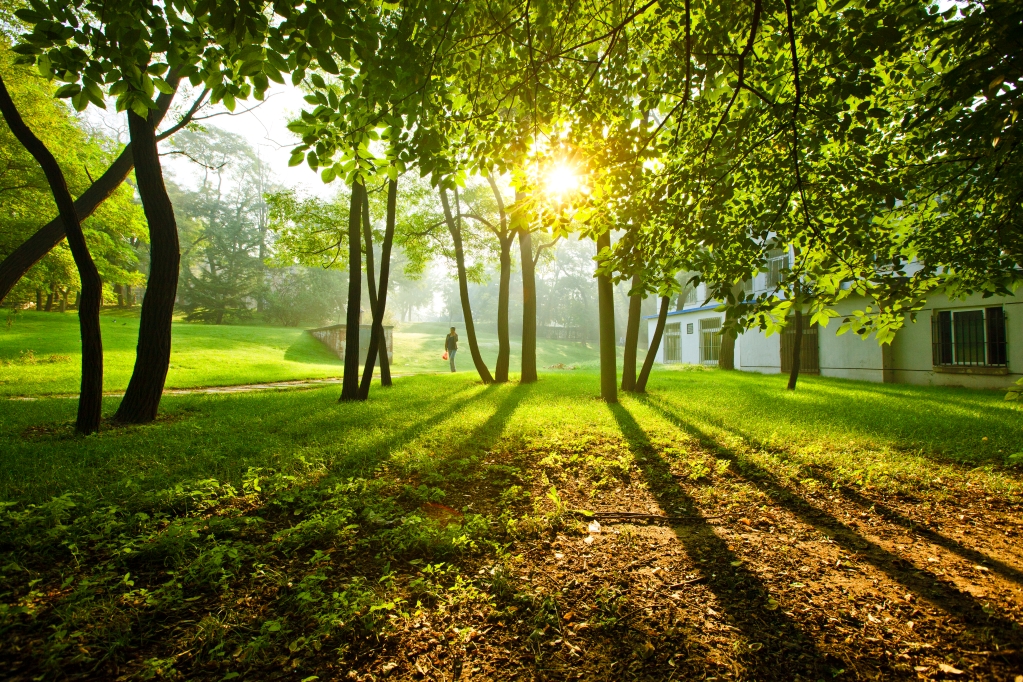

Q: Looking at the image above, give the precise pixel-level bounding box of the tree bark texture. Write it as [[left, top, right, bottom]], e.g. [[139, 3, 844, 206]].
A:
[[786, 307, 803, 391], [340, 182, 364, 402], [357, 181, 395, 397], [113, 110, 180, 423], [596, 232, 618, 403], [636, 295, 669, 393], [495, 233, 512, 382], [440, 188, 493, 384], [518, 228, 538, 384], [0, 73, 103, 434], [0, 76, 181, 305], [621, 272, 642, 391], [44, 292, 53, 311]]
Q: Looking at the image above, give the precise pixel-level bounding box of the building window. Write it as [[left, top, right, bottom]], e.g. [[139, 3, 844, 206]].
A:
[[664, 322, 682, 363], [931, 307, 1007, 367], [686, 323, 694, 334], [700, 318, 722, 363], [765, 251, 789, 288], [684, 285, 700, 306]]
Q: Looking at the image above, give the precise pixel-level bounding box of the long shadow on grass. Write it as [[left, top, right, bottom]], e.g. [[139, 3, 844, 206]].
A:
[[609, 404, 831, 680], [643, 396, 1023, 654]]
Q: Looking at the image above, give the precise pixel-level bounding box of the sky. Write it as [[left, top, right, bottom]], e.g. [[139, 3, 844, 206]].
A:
[[85, 80, 334, 199]]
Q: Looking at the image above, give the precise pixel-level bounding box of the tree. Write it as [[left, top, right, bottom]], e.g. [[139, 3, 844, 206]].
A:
[[0, 73, 102, 433], [440, 187, 494, 384], [596, 230, 617, 403], [171, 127, 274, 324], [11, 0, 344, 421], [621, 272, 642, 391]]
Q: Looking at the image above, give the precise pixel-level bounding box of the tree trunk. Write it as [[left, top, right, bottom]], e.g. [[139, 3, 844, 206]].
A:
[[0, 73, 103, 434], [0, 77, 181, 305], [495, 233, 512, 382], [596, 232, 617, 403], [35, 289, 41, 311], [719, 329, 737, 370], [358, 179, 396, 397], [787, 307, 803, 391], [44, 292, 53, 311], [60, 288, 68, 313], [116, 284, 124, 308], [114, 110, 180, 424], [72, 290, 80, 310], [719, 304, 737, 370], [340, 181, 364, 402], [378, 178, 396, 387], [440, 188, 493, 384], [636, 296, 669, 393], [621, 272, 642, 391], [518, 227, 538, 384]]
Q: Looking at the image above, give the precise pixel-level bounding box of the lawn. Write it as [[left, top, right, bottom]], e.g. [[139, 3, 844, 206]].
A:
[[1, 369, 1021, 680], [0, 313, 617, 396]]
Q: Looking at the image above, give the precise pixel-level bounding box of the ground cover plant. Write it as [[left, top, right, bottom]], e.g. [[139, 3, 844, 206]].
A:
[[1, 370, 1020, 680]]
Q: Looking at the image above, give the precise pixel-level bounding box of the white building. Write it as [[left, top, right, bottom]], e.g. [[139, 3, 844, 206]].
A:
[[647, 254, 1022, 389]]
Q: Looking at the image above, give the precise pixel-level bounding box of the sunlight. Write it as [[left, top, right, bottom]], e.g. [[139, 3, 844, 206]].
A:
[[544, 162, 580, 199]]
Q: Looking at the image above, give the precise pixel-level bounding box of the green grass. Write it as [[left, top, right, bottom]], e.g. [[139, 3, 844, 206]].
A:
[[0, 311, 345, 396], [1, 369, 1019, 505], [0, 313, 618, 396], [0, 370, 1020, 678]]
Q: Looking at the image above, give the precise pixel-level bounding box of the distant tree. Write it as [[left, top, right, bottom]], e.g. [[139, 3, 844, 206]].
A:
[[170, 127, 277, 324]]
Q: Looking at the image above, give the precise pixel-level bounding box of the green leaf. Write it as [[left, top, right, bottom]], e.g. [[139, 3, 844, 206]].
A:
[[153, 78, 175, 95], [54, 83, 81, 99]]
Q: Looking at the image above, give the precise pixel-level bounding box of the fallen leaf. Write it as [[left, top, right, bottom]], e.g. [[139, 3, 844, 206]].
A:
[[584, 536, 594, 545], [790, 582, 805, 588], [938, 663, 963, 675], [563, 611, 574, 622], [554, 552, 564, 559], [588, 520, 601, 534], [927, 557, 939, 563], [914, 666, 929, 672], [974, 565, 990, 572], [730, 560, 742, 567], [764, 598, 779, 611], [748, 642, 763, 652]]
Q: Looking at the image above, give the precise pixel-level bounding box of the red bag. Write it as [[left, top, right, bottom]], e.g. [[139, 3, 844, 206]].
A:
[[442, 352, 448, 360]]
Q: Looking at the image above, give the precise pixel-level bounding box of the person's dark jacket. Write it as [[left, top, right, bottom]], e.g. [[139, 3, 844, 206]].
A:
[[445, 333, 458, 351]]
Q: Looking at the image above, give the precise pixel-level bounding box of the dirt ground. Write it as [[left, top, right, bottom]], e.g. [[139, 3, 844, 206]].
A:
[[332, 435, 1023, 681]]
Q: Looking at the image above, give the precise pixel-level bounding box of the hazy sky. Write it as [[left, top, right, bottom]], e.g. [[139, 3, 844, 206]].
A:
[[85, 80, 334, 198]]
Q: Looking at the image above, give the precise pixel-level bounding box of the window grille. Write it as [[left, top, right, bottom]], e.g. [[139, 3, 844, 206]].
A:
[[686, 323, 694, 334], [700, 318, 722, 363], [765, 253, 789, 287], [664, 322, 682, 363], [684, 286, 700, 306], [931, 307, 1007, 367]]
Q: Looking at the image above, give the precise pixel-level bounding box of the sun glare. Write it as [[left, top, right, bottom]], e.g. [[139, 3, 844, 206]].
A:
[[544, 163, 580, 198]]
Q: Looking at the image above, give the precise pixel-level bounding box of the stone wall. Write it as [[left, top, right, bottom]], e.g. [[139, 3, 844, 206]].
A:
[[308, 324, 394, 364]]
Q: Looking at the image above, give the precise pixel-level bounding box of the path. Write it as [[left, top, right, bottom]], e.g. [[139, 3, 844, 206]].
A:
[[6, 373, 439, 400]]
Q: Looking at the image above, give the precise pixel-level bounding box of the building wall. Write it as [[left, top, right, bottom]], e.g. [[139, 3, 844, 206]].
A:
[[735, 327, 782, 374], [889, 291, 1022, 389], [645, 289, 1021, 390]]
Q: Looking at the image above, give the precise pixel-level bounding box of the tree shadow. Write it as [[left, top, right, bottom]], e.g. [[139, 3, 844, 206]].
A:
[[642, 396, 1023, 655], [609, 404, 834, 679], [651, 374, 1020, 468], [816, 475, 1023, 587]]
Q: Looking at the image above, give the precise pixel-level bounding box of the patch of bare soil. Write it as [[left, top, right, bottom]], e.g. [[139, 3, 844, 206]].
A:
[[340, 437, 1022, 681]]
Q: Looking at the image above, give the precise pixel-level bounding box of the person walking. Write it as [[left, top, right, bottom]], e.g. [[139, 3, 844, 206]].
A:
[[444, 327, 458, 372]]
